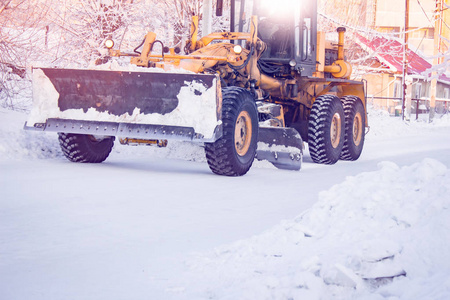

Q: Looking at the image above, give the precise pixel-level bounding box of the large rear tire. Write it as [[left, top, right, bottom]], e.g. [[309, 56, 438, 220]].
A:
[[205, 87, 258, 176], [340, 96, 365, 161], [58, 133, 115, 163], [308, 94, 345, 164]]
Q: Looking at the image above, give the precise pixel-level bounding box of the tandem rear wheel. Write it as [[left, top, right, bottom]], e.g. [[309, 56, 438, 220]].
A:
[[340, 96, 366, 161], [308, 94, 365, 164]]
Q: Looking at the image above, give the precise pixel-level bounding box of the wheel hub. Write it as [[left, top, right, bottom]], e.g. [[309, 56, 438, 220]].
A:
[[353, 112, 363, 146], [330, 112, 342, 148], [235, 111, 252, 156]]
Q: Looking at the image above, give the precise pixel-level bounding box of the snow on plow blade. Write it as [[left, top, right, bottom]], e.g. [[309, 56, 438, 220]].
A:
[[25, 68, 221, 141], [256, 127, 303, 170]]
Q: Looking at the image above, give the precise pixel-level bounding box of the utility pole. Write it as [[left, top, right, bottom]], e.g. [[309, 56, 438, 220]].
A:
[[402, 0, 410, 121], [429, 0, 444, 123]]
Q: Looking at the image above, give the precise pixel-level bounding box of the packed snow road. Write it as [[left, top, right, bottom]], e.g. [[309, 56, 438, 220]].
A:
[[1, 108, 450, 299]]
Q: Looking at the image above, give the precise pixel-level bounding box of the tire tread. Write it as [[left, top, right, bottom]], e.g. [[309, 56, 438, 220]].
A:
[[308, 94, 345, 164], [205, 87, 258, 176], [58, 133, 115, 163]]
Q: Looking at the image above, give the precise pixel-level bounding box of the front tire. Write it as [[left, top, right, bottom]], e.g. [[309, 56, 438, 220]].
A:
[[308, 94, 345, 164], [58, 133, 115, 163], [340, 96, 365, 161], [205, 87, 258, 176]]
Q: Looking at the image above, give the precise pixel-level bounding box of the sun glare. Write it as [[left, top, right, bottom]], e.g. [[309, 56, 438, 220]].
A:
[[258, 0, 299, 18]]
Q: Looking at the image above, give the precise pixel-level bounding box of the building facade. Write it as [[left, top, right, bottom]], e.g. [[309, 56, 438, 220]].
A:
[[320, 0, 450, 116]]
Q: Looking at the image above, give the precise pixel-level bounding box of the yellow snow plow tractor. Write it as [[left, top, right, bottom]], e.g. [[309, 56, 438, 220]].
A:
[[25, 0, 367, 176]]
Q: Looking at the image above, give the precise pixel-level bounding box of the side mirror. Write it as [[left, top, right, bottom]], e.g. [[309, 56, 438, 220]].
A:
[[216, 0, 223, 16]]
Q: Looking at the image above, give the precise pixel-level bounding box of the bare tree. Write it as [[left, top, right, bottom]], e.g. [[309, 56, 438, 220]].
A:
[[43, 0, 139, 66], [0, 0, 51, 109], [155, 0, 229, 49]]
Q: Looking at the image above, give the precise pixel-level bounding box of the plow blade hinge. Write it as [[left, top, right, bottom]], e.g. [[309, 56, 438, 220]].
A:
[[256, 126, 304, 171]]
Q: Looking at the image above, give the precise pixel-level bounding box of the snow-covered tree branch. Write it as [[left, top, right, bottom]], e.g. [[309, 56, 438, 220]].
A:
[[0, 0, 50, 109]]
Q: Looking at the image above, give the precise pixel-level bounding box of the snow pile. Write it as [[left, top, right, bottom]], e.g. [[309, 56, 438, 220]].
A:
[[366, 106, 450, 139], [179, 159, 450, 299], [0, 108, 62, 161], [432, 113, 450, 127]]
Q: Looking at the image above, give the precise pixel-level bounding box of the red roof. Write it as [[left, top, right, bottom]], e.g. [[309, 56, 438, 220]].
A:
[[355, 34, 450, 83]]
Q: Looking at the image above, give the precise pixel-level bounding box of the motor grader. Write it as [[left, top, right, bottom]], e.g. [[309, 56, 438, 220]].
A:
[[25, 0, 367, 176]]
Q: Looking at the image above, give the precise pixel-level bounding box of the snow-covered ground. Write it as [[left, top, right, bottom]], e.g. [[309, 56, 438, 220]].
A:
[[1, 107, 450, 300]]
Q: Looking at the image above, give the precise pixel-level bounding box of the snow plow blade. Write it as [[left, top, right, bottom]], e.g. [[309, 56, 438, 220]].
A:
[[256, 127, 303, 170], [25, 68, 222, 141]]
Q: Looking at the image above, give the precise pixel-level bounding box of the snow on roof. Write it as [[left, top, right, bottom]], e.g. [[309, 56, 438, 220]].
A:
[[354, 33, 450, 84]]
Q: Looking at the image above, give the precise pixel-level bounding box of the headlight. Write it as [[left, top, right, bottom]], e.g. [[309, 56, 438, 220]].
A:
[[233, 45, 243, 55], [105, 39, 115, 49]]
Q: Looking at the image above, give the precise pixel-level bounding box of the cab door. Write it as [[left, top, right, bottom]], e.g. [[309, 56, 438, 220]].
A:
[[294, 0, 317, 76]]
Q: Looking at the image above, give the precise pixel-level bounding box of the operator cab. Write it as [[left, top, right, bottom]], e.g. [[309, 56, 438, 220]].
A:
[[253, 0, 317, 76], [216, 0, 317, 76]]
